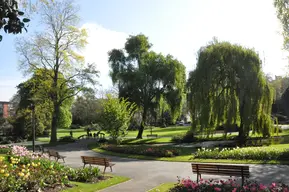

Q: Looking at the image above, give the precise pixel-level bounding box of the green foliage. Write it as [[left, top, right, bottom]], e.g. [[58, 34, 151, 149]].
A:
[[97, 95, 137, 141], [66, 167, 101, 183], [71, 94, 103, 126], [0, 156, 70, 192], [274, 0, 289, 52], [187, 40, 274, 139], [108, 34, 186, 138], [15, 0, 99, 143], [0, 0, 30, 41], [101, 145, 180, 157], [193, 147, 289, 161], [171, 130, 196, 143], [58, 136, 76, 143], [58, 106, 72, 129], [11, 69, 73, 139]]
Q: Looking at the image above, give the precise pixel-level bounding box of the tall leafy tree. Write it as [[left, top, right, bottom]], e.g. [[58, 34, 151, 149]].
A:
[[71, 93, 103, 126], [97, 94, 137, 141], [108, 34, 186, 139], [11, 69, 73, 138], [187, 40, 274, 141], [15, 0, 98, 143]]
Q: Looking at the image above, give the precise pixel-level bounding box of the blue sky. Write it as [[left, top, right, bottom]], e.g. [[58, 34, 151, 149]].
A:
[[0, 0, 287, 101]]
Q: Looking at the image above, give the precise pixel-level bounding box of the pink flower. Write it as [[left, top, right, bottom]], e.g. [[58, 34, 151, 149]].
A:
[[259, 184, 266, 190], [214, 187, 221, 191], [271, 183, 276, 188], [232, 188, 237, 192]]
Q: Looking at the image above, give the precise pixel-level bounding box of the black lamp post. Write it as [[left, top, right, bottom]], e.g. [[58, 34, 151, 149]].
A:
[[30, 103, 36, 152]]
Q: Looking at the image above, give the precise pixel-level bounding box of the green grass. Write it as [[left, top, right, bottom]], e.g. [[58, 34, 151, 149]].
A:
[[63, 175, 130, 192], [148, 183, 175, 192], [125, 126, 190, 137], [89, 143, 289, 165]]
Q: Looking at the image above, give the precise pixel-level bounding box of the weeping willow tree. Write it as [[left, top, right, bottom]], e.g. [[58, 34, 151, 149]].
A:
[[187, 40, 274, 140]]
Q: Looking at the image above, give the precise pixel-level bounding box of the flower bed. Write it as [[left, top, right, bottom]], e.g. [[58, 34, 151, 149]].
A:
[[193, 147, 289, 161], [100, 145, 180, 157], [169, 178, 289, 192], [0, 145, 104, 192]]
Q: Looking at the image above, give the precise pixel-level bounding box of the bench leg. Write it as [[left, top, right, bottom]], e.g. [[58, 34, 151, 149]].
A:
[[62, 158, 65, 163], [110, 166, 113, 172], [103, 166, 107, 174], [83, 164, 86, 168]]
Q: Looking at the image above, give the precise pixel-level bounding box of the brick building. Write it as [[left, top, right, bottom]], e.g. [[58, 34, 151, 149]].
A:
[[0, 101, 10, 118]]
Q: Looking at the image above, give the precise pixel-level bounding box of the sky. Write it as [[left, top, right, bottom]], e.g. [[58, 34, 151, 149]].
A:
[[0, 0, 288, 101]]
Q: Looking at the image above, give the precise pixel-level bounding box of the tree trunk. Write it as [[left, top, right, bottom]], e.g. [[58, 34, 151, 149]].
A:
[[136, 108, 147, 139], [50, 103, 60, 143], [238, 100, 246, 146]]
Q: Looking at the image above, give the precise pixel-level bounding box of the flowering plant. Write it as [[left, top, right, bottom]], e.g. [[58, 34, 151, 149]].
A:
[[193, 147, 289, 161], [169, 177, 289, 192], [101, 145, 180, 157]]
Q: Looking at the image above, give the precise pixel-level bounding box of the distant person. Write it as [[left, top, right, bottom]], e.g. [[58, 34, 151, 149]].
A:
[[70, 130, 73, 137], [86, 128, 90, 136]]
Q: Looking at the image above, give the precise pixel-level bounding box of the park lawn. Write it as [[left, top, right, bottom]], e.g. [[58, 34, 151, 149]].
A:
[[148, 183, 175, 192], [125, 126, 190, 137], [63, 175, 130, 192]]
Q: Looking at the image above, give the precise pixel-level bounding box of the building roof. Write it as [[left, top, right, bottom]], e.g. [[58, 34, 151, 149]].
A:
[[0, 101, 10, 104]]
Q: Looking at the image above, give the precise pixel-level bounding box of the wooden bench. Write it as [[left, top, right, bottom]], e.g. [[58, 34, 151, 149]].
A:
[[191, 163, 249, 185], [147, 134, 158, 138], [81, 156, 115, 174], [47, 150, 66, 162]]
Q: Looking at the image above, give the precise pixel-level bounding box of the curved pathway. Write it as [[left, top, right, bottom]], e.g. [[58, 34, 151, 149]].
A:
[[48, 139, 289, 192]]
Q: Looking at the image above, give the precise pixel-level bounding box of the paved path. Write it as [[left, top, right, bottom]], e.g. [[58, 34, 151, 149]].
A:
[[48, 139, 289, 192]]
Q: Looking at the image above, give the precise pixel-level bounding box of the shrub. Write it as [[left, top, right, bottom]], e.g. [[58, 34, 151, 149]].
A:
[[193, 146, 289, 161], [70, 124, 80, 129], [101, 145, 180, 157], [169, 178, 289, 192], [66, 167, 101, 183], [58, 136, 76, 143], [0, 145, 11, 154], [171, 130, 196, 143], [0, 156, 69, 192]]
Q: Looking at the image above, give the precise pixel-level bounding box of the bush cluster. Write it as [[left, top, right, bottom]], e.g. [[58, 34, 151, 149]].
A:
[[193, 147, 289, 161], [170, 178, 289, 192], [0, 145, 102, 192], [66, 167, 101, 183], [171, 130, 196, 143], [101, 145, 180, 157], [58, 136, 77, 143]]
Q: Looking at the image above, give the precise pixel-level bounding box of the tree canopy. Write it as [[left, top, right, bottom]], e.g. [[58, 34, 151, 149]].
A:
[[108, 34, 186, 138], [15, 0, 98, 143], [71, 93, 103, 126], [0, 0, 30, 41], [97, 94, 137, 141], [10, 68, 73, 138], [187, 40, 274, 140]]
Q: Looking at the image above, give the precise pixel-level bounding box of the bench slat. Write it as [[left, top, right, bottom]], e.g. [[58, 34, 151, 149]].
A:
[[191, 163, 250, 177]]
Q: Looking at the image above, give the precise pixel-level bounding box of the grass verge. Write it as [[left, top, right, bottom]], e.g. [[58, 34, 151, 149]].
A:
[[148, 183, 175, 192], [63, 175, 130, 192]]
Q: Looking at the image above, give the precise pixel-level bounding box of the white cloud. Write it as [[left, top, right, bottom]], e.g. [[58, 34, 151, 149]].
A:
[[0, 78, 26, 101], [81, 23, 128, 89]]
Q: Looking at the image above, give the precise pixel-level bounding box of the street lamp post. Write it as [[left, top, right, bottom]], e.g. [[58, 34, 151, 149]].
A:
[[30, 103, 36, 152]]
